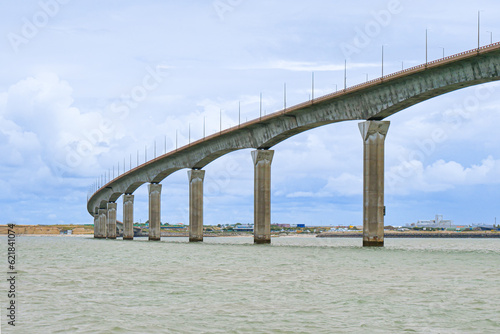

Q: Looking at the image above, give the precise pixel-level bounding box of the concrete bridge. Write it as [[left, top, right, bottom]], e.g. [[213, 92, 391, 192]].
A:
[[88, 42, 500, 246]]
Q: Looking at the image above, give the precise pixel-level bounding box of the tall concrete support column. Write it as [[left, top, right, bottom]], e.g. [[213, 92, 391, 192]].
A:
[[107, 202, 117, 239], [359, 121, 390, 247], [97, 209, 107, 239], [252, 150, 274, 244], [123, 194, 134, 240], [148, 183, 162, 241], [188, 169, 205, 242], [93, 213, 98, 238]]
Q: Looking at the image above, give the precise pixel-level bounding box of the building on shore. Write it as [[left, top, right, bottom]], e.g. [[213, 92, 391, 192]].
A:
[[407, 215, 454, 229], [471, 224, 497, 231], [234, 224, 254, 232]]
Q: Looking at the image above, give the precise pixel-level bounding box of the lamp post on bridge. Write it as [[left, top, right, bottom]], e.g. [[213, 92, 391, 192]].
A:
[[344, 60, 347, 91], [425, 28, 428, 66], [478, 10, 485, 50], [311, 72, 315, 101], [259, 93, 262, 119], [283, 84, 286, 111], [486, 31, 493, 44], [381, 45, 384, 77]]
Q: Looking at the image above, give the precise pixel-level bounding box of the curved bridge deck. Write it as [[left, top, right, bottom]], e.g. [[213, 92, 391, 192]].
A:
[[88, 42, 500, 245]]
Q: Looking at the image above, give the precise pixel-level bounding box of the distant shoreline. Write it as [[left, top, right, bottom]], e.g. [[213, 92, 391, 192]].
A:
[[2, 225, 499, 239], [317, 231, 500, 238], [1, 233, 499, 239]]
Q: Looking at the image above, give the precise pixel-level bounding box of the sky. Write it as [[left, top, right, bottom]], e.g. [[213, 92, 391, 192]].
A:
[[1, 0, 500, 227]]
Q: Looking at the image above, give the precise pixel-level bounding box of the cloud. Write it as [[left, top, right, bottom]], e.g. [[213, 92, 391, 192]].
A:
[[233, 60, 381, 72], [323, 173, 363, 196], [0, 74, 112, 190], [387, 156, 500, 195], [283, 172, 363, 198], [287, 191, 317, 198]]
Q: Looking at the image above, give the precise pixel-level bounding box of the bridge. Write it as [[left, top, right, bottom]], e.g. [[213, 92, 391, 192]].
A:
[[88, 42, 500, 246]]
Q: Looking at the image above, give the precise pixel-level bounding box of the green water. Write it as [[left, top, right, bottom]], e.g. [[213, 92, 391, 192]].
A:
[[2, 236, 499, 333]]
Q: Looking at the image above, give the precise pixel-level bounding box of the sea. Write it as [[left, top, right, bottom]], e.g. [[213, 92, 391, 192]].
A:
[[1, 235, 499, 333]]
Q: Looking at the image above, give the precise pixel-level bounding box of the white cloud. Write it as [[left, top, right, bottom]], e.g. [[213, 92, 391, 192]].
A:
[[387, 156, 500, 195], [323, 173, 363, 196], [234, 60, 381, 72], [0, 74, 115, 197], [287, 191, 317, 198]]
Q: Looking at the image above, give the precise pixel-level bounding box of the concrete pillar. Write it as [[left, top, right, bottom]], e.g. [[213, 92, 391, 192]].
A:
[[148, 183, 162, 241], [93, 213, 98, 238], [107, 202, 117, 239], [359, 121, 390, 247], [97, 209, 107, 239], [188, 169, 205, 242], [252, 150, 274, 244], [123, 194, 134, 240]]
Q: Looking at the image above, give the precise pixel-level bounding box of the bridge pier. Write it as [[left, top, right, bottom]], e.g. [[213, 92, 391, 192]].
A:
[[148, 183, 162, 241], [107, 202, 117, 239], [188, 169, 205, 242], [97, 209, 107, 239], [93, 213, 98, 238], [123, 194, 134, 240], [359, 121, 390, 247], [252, 150, 274, 244]]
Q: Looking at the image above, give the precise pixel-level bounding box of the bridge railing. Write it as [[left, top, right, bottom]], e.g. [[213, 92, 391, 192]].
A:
[[310, 41, 500, 104], [88, 41, 500, 203]]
